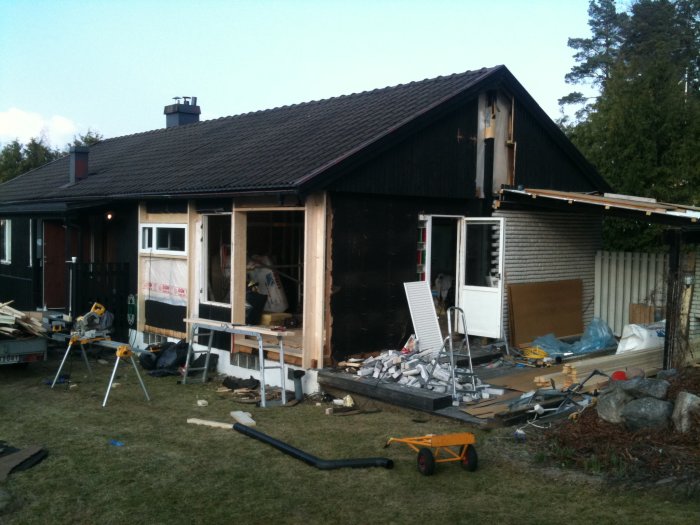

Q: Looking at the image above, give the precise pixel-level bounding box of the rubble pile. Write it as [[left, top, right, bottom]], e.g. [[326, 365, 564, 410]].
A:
[[341, 346, 483, 401], [542, 366, 700, 483]]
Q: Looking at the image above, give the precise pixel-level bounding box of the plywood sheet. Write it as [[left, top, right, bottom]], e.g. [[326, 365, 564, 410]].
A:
[[509, 279, 583, 347], [629, 303, 654, 325]]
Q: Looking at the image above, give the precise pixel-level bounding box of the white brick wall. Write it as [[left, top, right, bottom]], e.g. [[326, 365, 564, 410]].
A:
[[493, 209, 602, 344]]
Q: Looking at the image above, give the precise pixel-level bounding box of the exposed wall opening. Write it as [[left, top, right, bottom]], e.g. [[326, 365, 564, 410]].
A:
[[203, 214, 231, 305], [245, 210, 304, 327]]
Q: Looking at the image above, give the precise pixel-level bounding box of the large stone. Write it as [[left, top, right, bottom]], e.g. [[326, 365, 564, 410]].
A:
[[597, 385, 634, 424], [621, 397, 674, 431], [672, 391, 700, 433], [655, 368, 678, 381], [619, 377, 670, 400]]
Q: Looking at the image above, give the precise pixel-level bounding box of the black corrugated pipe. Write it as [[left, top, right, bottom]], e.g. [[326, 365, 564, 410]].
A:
[[233, 423, 394, 470]]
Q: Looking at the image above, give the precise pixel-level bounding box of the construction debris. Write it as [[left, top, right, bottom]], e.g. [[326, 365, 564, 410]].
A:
[[533, 346, 663, 391], [0, 302, 46, 338], [540, 366, 700, 484], [343, 346, 487, 402]]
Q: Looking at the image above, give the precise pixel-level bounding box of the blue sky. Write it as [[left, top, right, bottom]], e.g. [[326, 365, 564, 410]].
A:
[[0, 0, 594, 148]]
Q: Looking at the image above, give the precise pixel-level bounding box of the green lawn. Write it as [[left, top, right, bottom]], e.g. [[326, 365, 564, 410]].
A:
[[1, 353, 698, 525]]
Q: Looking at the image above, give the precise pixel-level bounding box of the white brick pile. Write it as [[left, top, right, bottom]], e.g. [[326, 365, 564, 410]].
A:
[[347, 347, 482, 397]]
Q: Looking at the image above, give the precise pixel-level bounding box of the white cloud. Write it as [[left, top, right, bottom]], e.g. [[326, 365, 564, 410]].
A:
[[0, 108, 77, 148]]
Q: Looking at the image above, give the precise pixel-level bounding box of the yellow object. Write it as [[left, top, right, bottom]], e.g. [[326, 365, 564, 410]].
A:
[[260, 312, 292, 326], [116, 346, 133, 359], [522, 346, 548, 359], [89, 303, 106, 316]]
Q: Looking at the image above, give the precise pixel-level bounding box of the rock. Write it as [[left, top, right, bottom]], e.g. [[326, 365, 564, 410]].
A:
[[621, 397, 673, 431], [619, 377, 670, 400], [655, 368, 678, 381], [672, 391, 700, 433], [597, 385, 634, 424]]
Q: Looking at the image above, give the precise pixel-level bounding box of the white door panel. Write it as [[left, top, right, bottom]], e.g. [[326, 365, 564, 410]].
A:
[[456, 217, 505, 339]]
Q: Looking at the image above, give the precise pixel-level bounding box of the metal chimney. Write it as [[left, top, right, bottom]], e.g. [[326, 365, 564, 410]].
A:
[[164, 96, 201, 128]]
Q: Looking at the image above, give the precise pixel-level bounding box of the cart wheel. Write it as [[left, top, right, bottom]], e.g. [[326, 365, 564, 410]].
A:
[[417, 447, 436, 475], [461, 444, 478, 472]]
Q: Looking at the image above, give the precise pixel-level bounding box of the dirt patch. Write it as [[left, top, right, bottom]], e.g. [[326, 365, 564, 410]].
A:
[[529, 367, 700, 491]]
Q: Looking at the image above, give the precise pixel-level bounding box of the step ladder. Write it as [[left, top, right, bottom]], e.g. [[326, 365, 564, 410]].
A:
[[181, 325, 216, 384], [427, 306, 477, 403]]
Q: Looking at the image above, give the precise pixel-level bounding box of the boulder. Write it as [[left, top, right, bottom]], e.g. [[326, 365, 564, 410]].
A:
[[597, 385, 634, 424], [655, 368, 678, 381], [621, 397, 674, 431], [672, 391, 700, 433], [619, 377, 670, 400]]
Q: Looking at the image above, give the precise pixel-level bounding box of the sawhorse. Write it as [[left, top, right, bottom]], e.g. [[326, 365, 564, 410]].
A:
[[51, 335, 108, 387], [51, 336, 150, 407], [100, 340, 151, 407], [183, 318, 292, 407]]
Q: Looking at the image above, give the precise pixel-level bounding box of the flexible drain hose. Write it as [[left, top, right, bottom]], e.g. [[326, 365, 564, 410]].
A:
[[233, 423, 393, 470]]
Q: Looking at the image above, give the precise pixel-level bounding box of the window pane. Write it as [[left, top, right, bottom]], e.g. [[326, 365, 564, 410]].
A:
[[464, 223, 499, 287], [141, 227, 152, 249], [156, 227, 185, 252], [1, 219, 10, 263]]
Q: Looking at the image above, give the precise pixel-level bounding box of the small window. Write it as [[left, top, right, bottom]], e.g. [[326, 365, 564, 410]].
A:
[[1, 219, 11, 264], [139, 223, 187, 255]]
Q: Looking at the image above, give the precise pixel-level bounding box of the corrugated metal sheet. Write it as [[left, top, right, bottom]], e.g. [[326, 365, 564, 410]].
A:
[[493, 209, 602, 343], [594, 251, 668, 336]]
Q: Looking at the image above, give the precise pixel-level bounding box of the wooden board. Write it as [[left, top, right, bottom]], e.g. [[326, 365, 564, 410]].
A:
[[508, 279, 583, 347], [629, 303, 654, 325], [486, 364, 565, 392]]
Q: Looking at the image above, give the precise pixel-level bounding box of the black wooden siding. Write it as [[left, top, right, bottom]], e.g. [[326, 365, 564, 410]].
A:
[[145, 300, 186, 333], [329, 193, 480, 360], [329, 102, 478, 198], [0, 218, 36, 309], [513, 104, 599, 192]]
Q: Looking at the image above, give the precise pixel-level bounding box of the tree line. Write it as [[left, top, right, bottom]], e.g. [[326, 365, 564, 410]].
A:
[[561, 0, 700, 250], [0, 130, 103, 184]]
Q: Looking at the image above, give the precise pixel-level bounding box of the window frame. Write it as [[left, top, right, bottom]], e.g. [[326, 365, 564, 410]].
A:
[[139, 223, 188, 256], [1, 219, 11, 264]]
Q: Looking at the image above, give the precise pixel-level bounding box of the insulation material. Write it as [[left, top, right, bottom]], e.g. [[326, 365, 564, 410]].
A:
[[248, 257, 288, 313], [142, 257, 188, 306]]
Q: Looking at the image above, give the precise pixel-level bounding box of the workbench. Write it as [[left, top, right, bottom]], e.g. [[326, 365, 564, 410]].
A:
[[183, 318, 293, 407]]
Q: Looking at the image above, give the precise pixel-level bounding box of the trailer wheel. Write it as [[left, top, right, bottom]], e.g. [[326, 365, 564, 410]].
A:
[[417, 447, 435, 475], [461, 444, 478, 472]]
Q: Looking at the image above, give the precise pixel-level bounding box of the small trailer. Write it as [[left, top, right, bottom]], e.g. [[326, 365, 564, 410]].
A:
[[0, 337, 47, 366]]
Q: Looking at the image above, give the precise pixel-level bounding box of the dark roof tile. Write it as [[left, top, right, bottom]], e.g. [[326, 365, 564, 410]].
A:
[[0, 67, 501, 203]]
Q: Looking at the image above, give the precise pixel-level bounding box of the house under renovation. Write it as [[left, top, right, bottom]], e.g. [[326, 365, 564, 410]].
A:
[[0, 65, 626, 390]]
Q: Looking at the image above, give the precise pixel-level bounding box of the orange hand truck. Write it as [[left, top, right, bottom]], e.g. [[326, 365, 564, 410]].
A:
[[385, 432, 478, 476]]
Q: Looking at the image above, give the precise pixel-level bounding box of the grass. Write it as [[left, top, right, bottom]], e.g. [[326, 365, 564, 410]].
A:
[[1, 352, 700, 525]]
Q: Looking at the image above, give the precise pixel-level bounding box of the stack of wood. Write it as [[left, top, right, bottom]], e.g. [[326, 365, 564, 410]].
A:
[[0, 301, 46, 338], [533, 346, 664, 391]]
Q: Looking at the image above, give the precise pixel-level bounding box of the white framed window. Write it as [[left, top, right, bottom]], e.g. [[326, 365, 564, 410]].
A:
[[1, 219, 11, 264], [139, 223, 187, 256]]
